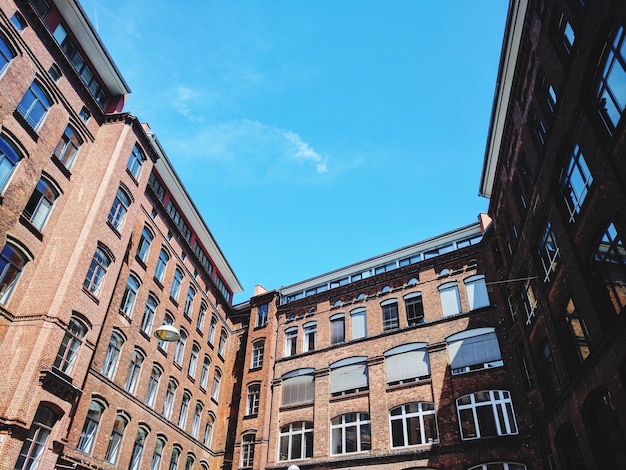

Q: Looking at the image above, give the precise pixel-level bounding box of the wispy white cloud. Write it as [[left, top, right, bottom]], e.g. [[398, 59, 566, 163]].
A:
[[171, 85, 206, 124], [169, 119, 331, 186]]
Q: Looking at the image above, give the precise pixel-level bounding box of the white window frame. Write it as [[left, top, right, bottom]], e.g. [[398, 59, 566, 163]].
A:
[[330, 413, 371, 455], [389, 402, 438, 447], [456, 390, 518, 440], [447, 328, 503, 375]]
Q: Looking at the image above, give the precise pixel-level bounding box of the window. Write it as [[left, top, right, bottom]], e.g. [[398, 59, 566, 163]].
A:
[[174, 329, 187, 365], [0, 242, 29, 305], [464, 275, 490, 310], [447, 328, 503, 375], [150, 437, 165, 470], [538, 222, 560, 282], [457, 390, 518, 440], [251, 339, 264, 369], [105, 414, 128, 464], [538, 340, 561, 403], [120, 275, 139, 317], [557, 14, 576, 54], [47, 63, 61, 82], [124, 349, 145, 394], [77, 400, 104, 453], [197, 302, 207, 331], [129, 427, 148, 470], [200, 356, 210, 390], [127, 144, 146, 179], [0, 136, 23, 192], [102, 331, 124, 379], [281, 369, 315, 406], [79, 107, 90, 122], [256, 303, 268, 327], [330, 357, 368, 396], [17, 82, 51, 130], [244, 384, 260, 416], [154, 248, 169, 283], [146, 365, 162, 407], [208, 316, 217, 345], [303, 321, 317, 351], [204, 414, 215, 447], [14, 405, 58, 470], [184, 455, 194, 470], [560, 145, 592, 221], [10, 12, 27, 31], [137, 227, 153, 262], [169, 447, 181, 470], [83, 247, 111, 296], [347, 308, 366, 340], [162, 379, 177, 419], [597, 26, 626, 133], [0, 35, 15, 74], [242, 434, 256, 467], [390, 402, 438, 447], [330, 314, 345, 344], [563, 297, 591, 361], [279, 422, 313, 461], [178, 392, 190, 429], [404, 293, 424, 326], [331, 413, 371, 454], [439, 282, 461, 316], [381, 299, 399, 330], [141, 295, 158, 335], [188, 343, 199, 378], [184, 286, 195, 318], [191, 402, 202, 438], [158, 313, 174, 351], [592, 222, 626, 315], [53, 317, 87, 374], [521, 277, 538, 325], [285, 327, 298, 356], [218, 329, 227, 356], [385, 343, 430, 385], [107, 187, 131, 231], [23, 177, 59, 230], [211, 369, 222, 401], [468, 464, 526, 470]]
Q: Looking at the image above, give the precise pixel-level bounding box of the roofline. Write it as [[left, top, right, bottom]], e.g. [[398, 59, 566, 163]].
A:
[[147, 132, 243, 295], [279, 221, 483, 296], [51, 0, 131, 95], [479, 0, 528, 198]]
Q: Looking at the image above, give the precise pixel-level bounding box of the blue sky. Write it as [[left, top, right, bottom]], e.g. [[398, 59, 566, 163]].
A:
[[84, 1, 509, 303]]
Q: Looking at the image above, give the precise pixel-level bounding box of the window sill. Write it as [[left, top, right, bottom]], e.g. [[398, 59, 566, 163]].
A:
[[249, 366, 263, 372], [126, 168, 139, 186], [139, 329, 151, 341], [13, 109, 39, 142], [51, 155, 72, 179], [135, 255, 147, 270], [243, 413, 258, 420], [195, 327, 204, 337], [106, 221, 122, 238], [118, 310, 132, 323], [19, 215, 43, 240], [169, 296, 179, 307], [81, 287, 99, 305], [153, 278, 164, 290], [253, 324, 268, 331], [279, 401, 314, 412], [330, 389, 369, 403]]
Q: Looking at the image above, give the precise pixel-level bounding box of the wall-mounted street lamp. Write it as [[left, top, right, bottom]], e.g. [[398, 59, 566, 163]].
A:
[[153, 324, 180, 342]]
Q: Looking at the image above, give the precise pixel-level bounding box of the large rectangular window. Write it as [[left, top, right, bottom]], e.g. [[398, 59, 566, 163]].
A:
[[457, 391, 518, 440], [596, 26, 626, 133], [560, 145, 592, 222], [447, 328, 503, 375], [439, 282, 461, 316], [281, 369, 315, 406], [385, 343, 430, 385], [330, 357, 368, 396]]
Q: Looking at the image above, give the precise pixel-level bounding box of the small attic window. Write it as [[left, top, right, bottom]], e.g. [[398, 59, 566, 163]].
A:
[[381, 286, 391, 294]]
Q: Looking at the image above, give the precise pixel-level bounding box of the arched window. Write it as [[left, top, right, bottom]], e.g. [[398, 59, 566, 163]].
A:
[[184, 286, 196, 318], [23, 176, 60, 230], [208, 315, 217, 345], [107, 187, 132, 231], [385, 343, 430, 385], [218, 329, 227, 356], [102, 331, 124, 379], [162, 379, 177, 419], [246, 384, 260, 416], [242, 434, 256, 467], [0, 34, 16, 73], [170, 268, 183, 301], [145, 365, 162, 408], [281, 368, 315, 406], [390, 402, 438, 447], [0, 241, 30, 305], [350, 308, 366, 339], [127, 144, 146, 179], [105, 413, 128, 464], [83, 246, 111, 296], [120, 274, 140, 317], [77, 400, 105, 453], [150, 436, 166, 470], [53, 125, 82, 170], [129, 426, 149, 470], [158, 312, 174, 351], [464, 275, 490, 310], [303, 322, 317, 351], [178, 392, 190, 429], [0, 136, 23, 193], [53, 317, 87, 375], [211, 369, 222, 401], [188, 343, 200, 378], [191, 401, 203, 438], [330, 314, 345, 344], [15, 405, 59, 469], [582, 389, 626, 468], [457, 390, 517, 440], [285, 326, 298, 355], [204, 413, 215, 447], [446, 328, 503, 375], [404, 292, 424, 326], [279, 422, 313, 461], [381, 299, 399, 330], [251, 339, 265, 369], [197, 301, 207, 330], [174, 328, 187, 365], [141, 295, 158, 335], [124, 349, 145, 395], [154, 248, 169, 283], [168, 447, 181, 470], [438, 282, 461, 316], [136, 226, 154, 262], [200, 355, 211, 390], [17, 81, 52, 130], [330, 357, 368, 396], [331, 413, 371, 454]]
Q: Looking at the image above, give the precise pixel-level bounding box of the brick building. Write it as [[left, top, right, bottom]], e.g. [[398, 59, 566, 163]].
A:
[[0, 1, 243, 469], [479, 0, 626, 468], [2, 0, 626, 470]]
